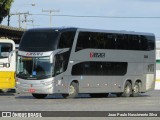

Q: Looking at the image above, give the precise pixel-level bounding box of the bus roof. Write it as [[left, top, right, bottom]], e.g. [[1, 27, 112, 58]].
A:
[[0, 38, 15, 44], [77, 28, 155, 36], [26, 27, 78, 33], [26, 27, 155, 36]]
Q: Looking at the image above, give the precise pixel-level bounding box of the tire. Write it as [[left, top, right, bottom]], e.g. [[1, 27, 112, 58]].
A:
[[62, 82, 79, 99], [0, 89, 9, 93], [131, 82, 141, 97], [90, 93, 109, 98], [32, 94, 47, 99], [122, 81, 132, 97]]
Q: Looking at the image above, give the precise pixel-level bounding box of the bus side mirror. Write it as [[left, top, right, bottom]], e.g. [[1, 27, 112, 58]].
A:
[[50, 54, 53, 63], [8, 49, 17, 63], [49, 49, 67, 63], [49, 49, 60, 63]]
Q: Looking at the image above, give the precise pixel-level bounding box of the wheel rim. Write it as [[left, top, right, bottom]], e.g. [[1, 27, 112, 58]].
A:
[[125, 85, 130, 94], [69, 85, 75, 95], [134, 85, 139, 93]]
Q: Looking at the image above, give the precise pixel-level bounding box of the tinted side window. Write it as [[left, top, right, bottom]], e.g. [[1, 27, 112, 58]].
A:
[[140, 35, 148, 50], [105, 34, 115, 49], [53, 51, 70, 76], [76, 32, 116, 51], [146, 36, 155, 50], [72, 62, 127, 76], [140, 35, 155, 51], [115, 34, 128, 50], [75, 32, 90, 51], [75, 32, 155, 51], [90, 32, 106, 49], [58, 31, 76, 48], [0, 43, 12, 58], [128, 35, 140, 50]]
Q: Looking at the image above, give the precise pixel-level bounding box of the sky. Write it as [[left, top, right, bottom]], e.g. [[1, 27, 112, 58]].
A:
[[2, 0, 160, 40]]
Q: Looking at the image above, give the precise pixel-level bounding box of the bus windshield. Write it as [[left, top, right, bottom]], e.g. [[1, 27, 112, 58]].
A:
[[0, 43, 12, 58], [19, 30, 60, 52], [16, 56, 52, 79]]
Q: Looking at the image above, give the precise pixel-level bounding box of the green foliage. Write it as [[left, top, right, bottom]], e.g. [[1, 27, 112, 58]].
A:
[[0, 0, 14, 23]]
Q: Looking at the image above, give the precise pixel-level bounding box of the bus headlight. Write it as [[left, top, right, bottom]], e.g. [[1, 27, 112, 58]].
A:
[[41, 80, 54, 86]]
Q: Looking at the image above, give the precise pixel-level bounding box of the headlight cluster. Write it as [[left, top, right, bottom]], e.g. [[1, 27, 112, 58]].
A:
[[41, 80, 54, 86]]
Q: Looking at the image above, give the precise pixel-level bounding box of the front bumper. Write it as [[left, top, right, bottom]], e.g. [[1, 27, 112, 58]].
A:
[[16, 77, 54, 94]]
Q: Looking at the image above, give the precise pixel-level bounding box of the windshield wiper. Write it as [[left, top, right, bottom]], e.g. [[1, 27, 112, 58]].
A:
[[17, 72, 30, 77]]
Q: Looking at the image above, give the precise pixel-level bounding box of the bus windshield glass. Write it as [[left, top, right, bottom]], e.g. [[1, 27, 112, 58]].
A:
[[0, 43, 12, 58], [19, 30, 60, 52], [16, 56, 52, 79]]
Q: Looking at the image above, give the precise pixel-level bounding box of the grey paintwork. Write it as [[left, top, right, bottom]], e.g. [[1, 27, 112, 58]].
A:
[[16, 28, 156, 95], [53, 28, 155, 94]]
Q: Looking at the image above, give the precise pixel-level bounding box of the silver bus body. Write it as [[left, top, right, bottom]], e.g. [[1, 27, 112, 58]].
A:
[[16, 28, 155, 98]]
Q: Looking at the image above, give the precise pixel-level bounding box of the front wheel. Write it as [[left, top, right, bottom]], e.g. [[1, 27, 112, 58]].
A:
[[62, 82, 79, 99], [32, 94, 48, 99]]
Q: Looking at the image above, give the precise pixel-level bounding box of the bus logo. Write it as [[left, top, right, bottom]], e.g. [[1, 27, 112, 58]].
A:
[[90, 52, 105, 59], [26, 52, 43, 56]]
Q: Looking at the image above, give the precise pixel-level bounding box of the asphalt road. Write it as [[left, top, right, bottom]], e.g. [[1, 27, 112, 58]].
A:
[[0, 90, 160, 111], [0, 90, 160, 120]]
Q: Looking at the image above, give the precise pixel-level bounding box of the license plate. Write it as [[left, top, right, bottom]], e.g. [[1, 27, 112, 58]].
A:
[[28, 89, 35, 93]]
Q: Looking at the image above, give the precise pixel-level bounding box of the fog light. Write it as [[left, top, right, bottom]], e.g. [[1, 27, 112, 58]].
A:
[[41, 80, 54, 86]]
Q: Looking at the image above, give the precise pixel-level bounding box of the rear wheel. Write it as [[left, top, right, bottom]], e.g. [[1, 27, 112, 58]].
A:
[[90, 93, 109, 98], [32, 94, 47, 99], [131, 82, 141, 97], [122, 81, 132, 97], [62, 82, 79, 99]]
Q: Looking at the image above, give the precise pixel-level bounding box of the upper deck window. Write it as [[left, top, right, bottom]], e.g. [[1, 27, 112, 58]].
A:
[[75, 31, 155, 52], [19, 30, 59, 52], [58, 31, 76, 49]]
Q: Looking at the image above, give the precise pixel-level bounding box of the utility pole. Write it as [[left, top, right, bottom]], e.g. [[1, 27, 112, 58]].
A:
[[8, 3, 35, 27], [10, 12, 29, 28], [42, 9, 59, 27], [7, 14, 10, 26], [22, 14, 34, 29]]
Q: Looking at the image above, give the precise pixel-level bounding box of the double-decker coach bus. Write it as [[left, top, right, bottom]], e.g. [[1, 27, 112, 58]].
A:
[[16, 28, 155, 99]]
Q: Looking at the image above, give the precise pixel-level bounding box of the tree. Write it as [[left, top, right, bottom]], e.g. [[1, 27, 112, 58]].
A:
[[0, 0, 14, 24]]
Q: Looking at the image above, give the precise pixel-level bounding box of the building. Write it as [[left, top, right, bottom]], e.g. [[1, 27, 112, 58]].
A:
[[0, 25, 25, 44]]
